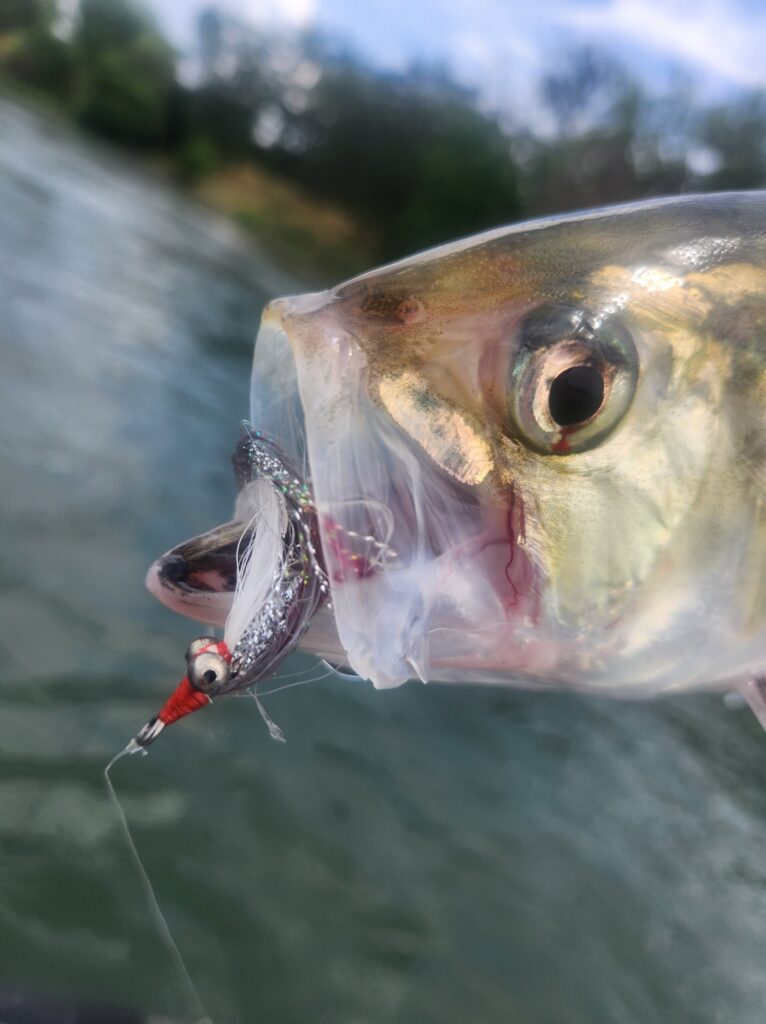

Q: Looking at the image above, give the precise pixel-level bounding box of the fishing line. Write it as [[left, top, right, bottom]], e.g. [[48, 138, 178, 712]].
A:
[[319, 659, 361, 681], [104, 745, 213, 1024], [246, 661, 341, 740], [249, 689, 286, 743], [266, 659, 337, 685], [258, 662, 339, 697], [228, 662, 324, 698]]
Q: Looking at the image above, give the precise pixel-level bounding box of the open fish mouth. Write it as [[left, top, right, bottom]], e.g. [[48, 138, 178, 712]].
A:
[[146, 430, 328, 649], [146, 411, 539, 694], [145, 292, 541, 719]]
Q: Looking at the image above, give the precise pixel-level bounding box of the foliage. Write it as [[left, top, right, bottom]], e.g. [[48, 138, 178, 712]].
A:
[[1, 24, 72, 93], [176, 134, 221, 182], [71, 0, 175, 145], [176, 84, 255, 159], [1, 3, 766, 268], [0, 0, 50, 34], [0, 0, 70, 93], [266, 58, 522, 257], [698, 93, 766, 190]]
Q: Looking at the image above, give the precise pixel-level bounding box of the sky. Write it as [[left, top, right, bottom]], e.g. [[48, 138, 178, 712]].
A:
[[147, 0, 766, 116]]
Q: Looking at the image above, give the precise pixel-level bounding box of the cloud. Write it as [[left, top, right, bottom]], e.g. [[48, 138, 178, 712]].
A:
[[557, 0, 766, 89], [151, 0, 765, 107], [151, 0, 317, 51], [237, 0, 317, 28]]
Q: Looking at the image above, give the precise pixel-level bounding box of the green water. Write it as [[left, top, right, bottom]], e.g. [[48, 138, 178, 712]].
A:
[[1, 97, 766, 1024]]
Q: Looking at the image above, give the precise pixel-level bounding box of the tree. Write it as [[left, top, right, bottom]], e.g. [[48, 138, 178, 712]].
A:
[[696, 92, 766, 191], [0, 0, 49, 34], [528, 47, 694, 214], [0, 0, 72, 93], [263, 53, 522, 258], [72, 0, 176, 146]]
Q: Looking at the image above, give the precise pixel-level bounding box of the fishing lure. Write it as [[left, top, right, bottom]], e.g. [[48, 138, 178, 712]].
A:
[[133, 431, 329, 747]]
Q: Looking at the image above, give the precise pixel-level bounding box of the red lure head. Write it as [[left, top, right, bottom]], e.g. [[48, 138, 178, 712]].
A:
[[133, 639, 232, 748]]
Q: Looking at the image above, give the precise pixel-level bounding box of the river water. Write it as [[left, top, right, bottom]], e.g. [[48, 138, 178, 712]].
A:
[[1, 97, 765, 1024]]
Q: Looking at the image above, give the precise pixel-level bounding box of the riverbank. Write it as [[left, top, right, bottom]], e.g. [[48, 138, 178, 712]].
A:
[[193, 163, 375, 285], [0, 78, 374, 286]]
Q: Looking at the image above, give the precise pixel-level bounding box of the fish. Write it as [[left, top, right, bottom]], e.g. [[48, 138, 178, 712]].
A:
[[136, 191, 766, 743]]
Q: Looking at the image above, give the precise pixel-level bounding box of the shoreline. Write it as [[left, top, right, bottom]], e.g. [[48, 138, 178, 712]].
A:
[[0, 79, 374, 287]]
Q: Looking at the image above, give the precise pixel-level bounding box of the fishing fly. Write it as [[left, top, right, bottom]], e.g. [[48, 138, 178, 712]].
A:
[[131, 429, 330, 749]]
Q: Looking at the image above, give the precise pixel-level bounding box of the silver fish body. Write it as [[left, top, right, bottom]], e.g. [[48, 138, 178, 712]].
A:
[[147, 192, 766, 727]]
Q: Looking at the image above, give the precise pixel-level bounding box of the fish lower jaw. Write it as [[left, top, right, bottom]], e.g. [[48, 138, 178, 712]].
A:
[[144, 560, 231, 628]]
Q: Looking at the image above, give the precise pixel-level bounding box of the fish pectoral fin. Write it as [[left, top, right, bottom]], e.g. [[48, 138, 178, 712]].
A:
[[738, 678, 766, 732]]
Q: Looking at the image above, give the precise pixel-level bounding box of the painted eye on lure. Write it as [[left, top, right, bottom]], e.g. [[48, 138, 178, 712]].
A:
[[185, 636, 219, 661], [187, 648, 231, 694], [508, 303, 638, 455]]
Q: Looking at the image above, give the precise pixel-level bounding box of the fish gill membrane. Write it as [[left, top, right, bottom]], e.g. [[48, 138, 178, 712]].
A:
[[142, 192, 766, 742]]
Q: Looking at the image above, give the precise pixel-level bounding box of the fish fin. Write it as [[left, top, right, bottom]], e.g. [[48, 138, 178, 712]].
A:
[[739, 678, 766, 731]]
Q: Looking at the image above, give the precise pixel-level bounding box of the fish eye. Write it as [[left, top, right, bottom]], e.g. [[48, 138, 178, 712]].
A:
[[548, 364, 604, 427], [187, 650, 230, 694], [508, 304, 638, 455]]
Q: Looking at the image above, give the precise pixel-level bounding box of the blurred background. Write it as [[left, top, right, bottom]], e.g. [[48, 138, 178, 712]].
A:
[[1, 2, 766, 1023], [4, 0, 766, 280]]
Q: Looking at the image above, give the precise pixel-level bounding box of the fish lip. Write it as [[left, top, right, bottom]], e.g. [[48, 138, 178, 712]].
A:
[[145, 557, 232, 628], [155, 553, 189, 586], [145, 518, 247, 627]]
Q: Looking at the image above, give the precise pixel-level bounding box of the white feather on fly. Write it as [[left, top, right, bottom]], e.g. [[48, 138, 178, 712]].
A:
[[225, 478, 287, 651]]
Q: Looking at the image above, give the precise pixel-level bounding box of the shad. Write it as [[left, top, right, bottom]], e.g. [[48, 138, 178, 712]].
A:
[[134, 193, 766, 744]]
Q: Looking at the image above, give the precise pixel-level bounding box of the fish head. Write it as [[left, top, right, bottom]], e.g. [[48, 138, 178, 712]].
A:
[[151, 193, 766, 697]]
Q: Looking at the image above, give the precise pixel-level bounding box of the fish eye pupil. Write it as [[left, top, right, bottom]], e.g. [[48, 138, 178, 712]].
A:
[[203, 669, 217, 684], [549, 364, 604, 428]]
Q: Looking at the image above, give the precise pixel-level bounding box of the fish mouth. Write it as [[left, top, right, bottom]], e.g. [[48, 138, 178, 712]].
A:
[[146, 291, 543, 691], [146, 432, 345, 667], [146, 521, 242, 629]]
